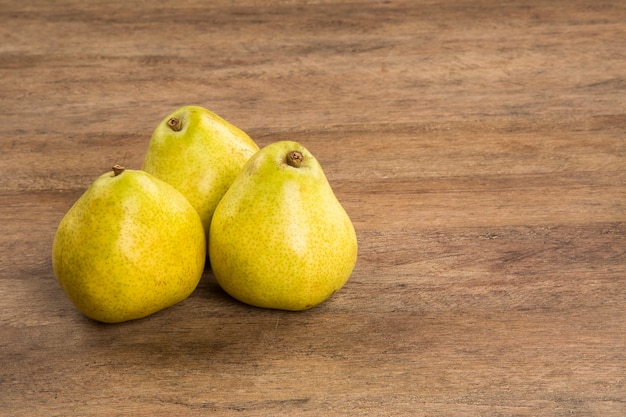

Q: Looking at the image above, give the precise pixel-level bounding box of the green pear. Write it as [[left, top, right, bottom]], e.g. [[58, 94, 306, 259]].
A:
[[52, 165, 206, 323], [142, 105, 259, 237], [209, 141, 358, 311]]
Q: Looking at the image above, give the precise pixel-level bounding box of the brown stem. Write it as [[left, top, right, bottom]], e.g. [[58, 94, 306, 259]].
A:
[[286, 151, 304, 168], [112, 165, 125, 176], [167, 117, 183, 132]]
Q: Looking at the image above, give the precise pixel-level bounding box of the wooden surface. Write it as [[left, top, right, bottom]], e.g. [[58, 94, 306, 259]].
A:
[[1, 1, 625, 416]]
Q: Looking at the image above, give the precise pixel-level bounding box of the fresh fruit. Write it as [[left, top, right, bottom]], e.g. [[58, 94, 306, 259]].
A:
[[142, 105, 259, 238], [209, 141, 358, 311], [52, 165, 206, 323]]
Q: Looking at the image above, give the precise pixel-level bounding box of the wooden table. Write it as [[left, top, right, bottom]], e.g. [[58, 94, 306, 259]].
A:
[[2, 1, 624, 415]]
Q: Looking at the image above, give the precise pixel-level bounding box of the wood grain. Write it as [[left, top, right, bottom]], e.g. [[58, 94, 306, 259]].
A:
[[1, 1, 625, 416]]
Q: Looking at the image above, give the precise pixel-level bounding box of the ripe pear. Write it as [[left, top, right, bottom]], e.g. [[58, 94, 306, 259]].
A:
[[52, 166, 206, 323], [209, 141, 358, 311], [142, 105, 259, 237]]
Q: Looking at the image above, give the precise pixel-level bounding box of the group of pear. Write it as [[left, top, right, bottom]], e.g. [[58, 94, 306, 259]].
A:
[[52, 106, 358, 323]]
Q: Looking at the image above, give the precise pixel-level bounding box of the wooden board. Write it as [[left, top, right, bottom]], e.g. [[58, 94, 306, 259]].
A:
[[1, 1, 625, 415]]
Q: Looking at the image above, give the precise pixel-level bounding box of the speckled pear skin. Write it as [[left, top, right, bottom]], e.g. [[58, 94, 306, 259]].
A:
[[52, 168, 206, 323], [142, 105, 259, 237], [209, 141, 358, 311]]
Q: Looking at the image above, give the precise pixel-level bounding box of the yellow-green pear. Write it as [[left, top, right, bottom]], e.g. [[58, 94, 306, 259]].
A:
[[209, 141, 358, 311], [142, 105, 259, 237], [52, 165, 206, 323]]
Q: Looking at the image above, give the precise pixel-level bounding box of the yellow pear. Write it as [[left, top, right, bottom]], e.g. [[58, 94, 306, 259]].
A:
[[142, 105, 259, 237], [52, 166, 206, 323], [209, 141, 358, 311]]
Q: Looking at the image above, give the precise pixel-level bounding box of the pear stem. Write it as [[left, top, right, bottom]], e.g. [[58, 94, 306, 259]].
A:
[[112, 165, 125, 176], [286, 151, 304, 168], [167, 117, 183, 132]]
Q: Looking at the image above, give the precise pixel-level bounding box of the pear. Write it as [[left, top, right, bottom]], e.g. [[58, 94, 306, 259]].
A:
[[209, 141, 358, 311], [52, 165, 206, 323], [142, 105, 259, 237]]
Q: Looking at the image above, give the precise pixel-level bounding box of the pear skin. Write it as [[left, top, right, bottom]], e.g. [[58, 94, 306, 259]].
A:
[[142, 106, 259, 237], [209, 141, 358, 311], [52, 166, 206, 323]]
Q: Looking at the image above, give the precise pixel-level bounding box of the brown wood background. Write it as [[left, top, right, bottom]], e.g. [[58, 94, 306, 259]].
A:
[[1, 1, 625, 416]]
